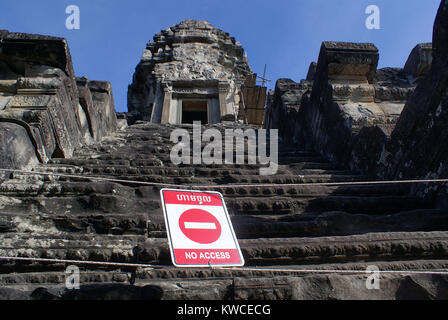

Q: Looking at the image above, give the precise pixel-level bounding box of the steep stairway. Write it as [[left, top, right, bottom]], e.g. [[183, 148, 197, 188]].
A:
[[0, 121, 447, 299]]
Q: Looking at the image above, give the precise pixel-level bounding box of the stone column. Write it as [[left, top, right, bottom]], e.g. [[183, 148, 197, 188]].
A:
[[208, 98, 221, 124], [160, 83, 172, 124], [150, 83, 164, 123], [218, 82, 231, 118], [169, 98, 182, 124]]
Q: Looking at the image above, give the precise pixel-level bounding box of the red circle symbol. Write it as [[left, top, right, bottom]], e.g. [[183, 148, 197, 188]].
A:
[[179, 209, 222, 244]]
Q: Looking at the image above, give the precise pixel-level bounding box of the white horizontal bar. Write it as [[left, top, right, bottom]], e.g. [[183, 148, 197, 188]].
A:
[[184, 222, 216, 230]]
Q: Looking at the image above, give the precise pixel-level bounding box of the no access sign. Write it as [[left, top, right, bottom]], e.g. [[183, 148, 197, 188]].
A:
[[160, 188, 245, 267]]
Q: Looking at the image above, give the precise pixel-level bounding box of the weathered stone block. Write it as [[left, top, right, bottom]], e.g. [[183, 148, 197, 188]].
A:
[[404, 43, 433, 78], [0, 30, 117, 170], [77, 78, 117, 142], [317, 42, 379, 83], [264, 78, 312, 144], [351, 124, 394, 175], [0, 122, 39, 169], [379, 0, 448, 204], [306, 62, 317, 81]]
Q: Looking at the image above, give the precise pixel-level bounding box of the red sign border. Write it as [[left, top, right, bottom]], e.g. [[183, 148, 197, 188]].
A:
[[160, 188, 245, 268]]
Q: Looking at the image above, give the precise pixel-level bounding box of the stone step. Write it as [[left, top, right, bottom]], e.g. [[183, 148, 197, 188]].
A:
[[3, 205, 445, 240], [0, 194, 161, 215], [0, 178, 410, 198], [135, 231, 448, 266], [0, 232, 147, 273], [4, 168, 375, 188], [36, 164, 293, 177], [75, 143, 317, 158], [1, 261, 448, 300], [225, 195, 431, 215], [0, 181, 44, 194], [49, 158, 132, 166], [230, 209, 448, 239], [1, 260, 447, 287], [0, 180, 135, 197], [1, 231, 447, 274], [101, 174, 369, 187], [1, 185, 420, 217], [50, 153, 329, 169], [0, 234, 142, 249], [219, 184, 410, 197], [144, 208, 448, 239], [125, 153, 329, 167], [0, 211, 150, 235]]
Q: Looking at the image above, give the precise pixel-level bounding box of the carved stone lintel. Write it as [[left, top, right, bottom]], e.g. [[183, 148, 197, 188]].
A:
[[218, 82, 230, 94], [318, 41, 379, 84], [172, 87, 218, 96]]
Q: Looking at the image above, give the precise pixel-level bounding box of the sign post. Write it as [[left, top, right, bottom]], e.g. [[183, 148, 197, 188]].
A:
[[160, 188, 245, 267]]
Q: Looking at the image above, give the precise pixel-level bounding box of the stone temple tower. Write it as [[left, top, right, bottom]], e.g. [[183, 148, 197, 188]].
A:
[[127, 20, 253, 124]]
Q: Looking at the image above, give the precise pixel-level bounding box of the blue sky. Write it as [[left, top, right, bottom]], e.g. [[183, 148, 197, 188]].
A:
[[0, 0, 441, 112]]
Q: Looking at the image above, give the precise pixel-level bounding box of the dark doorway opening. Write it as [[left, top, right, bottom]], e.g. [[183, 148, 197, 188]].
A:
[[182, 100, 208, 124], [51, 144, 65, 159]]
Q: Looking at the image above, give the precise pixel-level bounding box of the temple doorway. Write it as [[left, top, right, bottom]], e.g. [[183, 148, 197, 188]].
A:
[[182, 100, 208, 124]]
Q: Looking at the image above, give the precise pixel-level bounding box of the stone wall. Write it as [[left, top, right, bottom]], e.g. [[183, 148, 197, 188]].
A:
[[266, 0, 448, 205], [0, 31, 117, 170], [377, 0, 448, 204], [266, 42, 430, 168], [266, 41, 423, 172], [264, 77, 312, 145]]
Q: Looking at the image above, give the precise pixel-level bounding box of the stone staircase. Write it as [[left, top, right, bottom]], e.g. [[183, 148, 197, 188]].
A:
[[0, 121, 447, 300]]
